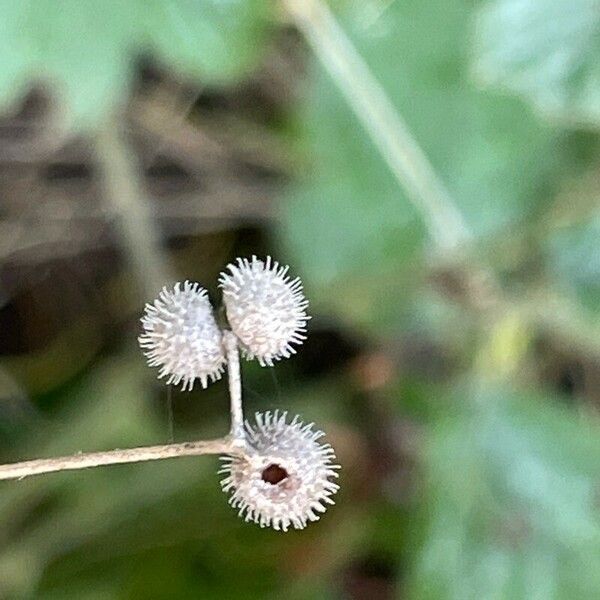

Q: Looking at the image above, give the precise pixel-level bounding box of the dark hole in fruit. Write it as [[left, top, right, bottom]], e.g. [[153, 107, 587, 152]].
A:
[[261, 463, 288, 485]]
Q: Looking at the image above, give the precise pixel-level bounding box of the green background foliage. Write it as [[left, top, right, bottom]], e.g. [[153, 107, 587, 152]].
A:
[[0, 0, 269, 127], [474, 0, 600, 127], [0, 0, 599, 598]]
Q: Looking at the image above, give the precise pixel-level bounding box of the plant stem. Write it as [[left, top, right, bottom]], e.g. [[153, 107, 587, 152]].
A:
[[284, 0, 600, 364], [0, 332, 250, 481], [224, 331, 245, 442], [0, 438, 236, 482], [95, 116, 174, 299], [282, 0, 470, 251]]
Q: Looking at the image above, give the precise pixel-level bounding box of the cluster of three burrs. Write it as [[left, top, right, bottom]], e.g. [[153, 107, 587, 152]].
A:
[[138, 256, 340, 531]]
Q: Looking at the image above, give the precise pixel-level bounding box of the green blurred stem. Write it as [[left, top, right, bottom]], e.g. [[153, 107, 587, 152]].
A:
[[95, 117, 174, 298], [285, 0, 600, 363], [282, 0, 471, 251]]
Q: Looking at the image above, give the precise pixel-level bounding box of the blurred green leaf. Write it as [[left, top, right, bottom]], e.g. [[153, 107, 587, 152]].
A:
[[474, 0, 600, 127], [0, 0, 271, 128], [283, 0, 564, 330], [547, 216, 600, 313], [411, 386, 600, 599]]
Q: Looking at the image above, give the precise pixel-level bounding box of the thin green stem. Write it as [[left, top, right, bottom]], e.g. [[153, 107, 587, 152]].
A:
[[282, 0, 471, 250], [284, 0, 600, 363]]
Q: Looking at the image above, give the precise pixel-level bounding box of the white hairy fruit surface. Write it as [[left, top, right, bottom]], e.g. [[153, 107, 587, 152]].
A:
[[220, 411, 340, 531], [139, 281, 226, 390], [219, 256, 309, 366]]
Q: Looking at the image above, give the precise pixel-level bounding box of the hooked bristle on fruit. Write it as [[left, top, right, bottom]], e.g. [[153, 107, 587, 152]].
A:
[[218, 256, 309, 366], [139, 281, 226, 390], [219, 411, 340, 531]]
